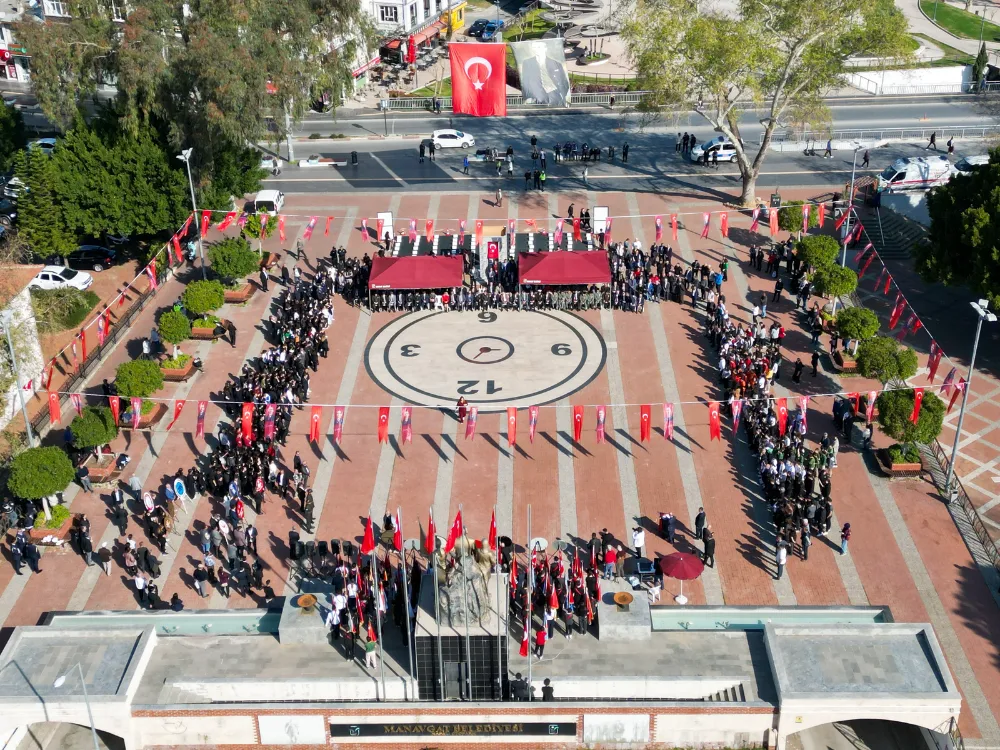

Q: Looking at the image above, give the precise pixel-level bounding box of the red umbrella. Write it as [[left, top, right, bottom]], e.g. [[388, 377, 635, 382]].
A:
[[659, 552, 704, 605]]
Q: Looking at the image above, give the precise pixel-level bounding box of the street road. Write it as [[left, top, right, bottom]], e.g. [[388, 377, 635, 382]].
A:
[[261, 140, 980, 194]]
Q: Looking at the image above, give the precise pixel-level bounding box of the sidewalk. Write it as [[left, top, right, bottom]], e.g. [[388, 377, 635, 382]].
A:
[[897, 0, 1000, 55]]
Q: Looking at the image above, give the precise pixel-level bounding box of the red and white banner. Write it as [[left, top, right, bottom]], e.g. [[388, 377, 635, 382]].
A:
[[278, 215, 286, 242], [940, 367, 957, 397], [401, 405, 413, 444], [488, 509, 497, 551], [835, 207, 850, 230], [573, 217, 581, 242], [798, 395, 809, 432], [595, 405, 606, 444], [858, 251, 875, 279], [444, 510, 463, 552], [70, 392, 82, 417], [408, 218, 417, 242], [508, 218, 516, 240], [465, 406, 478, 440], [897, 313, 916, 341], [604, 217, 612, 245], [847, 391, 860, 414], [425, 511, 437, 555], [48, 392, 60, 424], [263, 402, 277, 439], [769, 209, 779, 235], [720, 211, 728, 238], [749, 207, 760, 233], [700, 212, 710, 239], [949, 378, 966, 413], [888, 294, 906, 330], [874, 268, 886, 294], [310, 405, 322, 442], [654, 215, 662, 243], [449, 43, 507, 117], [883, 271, 892, 295], [663, 402, 674, 440], [475, 219, 484, 247], [708, 401, 721, 441], [573, 404, 584, 442], [801, 203, 810, 234], [639, 404, 651, 442], [731, 398, 743, 432], [487, 241, 499, 260], [108, 395, 120, 425], [130, 397, 142, 429], [375, 218, 383, 241], [528, 405, 539, 443], [507, 407, 517, 447], [425, 219, 434, 241], [909, 387, 925, 424], [196, 400, 207, 438], [333, 406, 345, 442], [360, 218, 368, 240], [866, 390, 877, 423], [167, 399, 185, 430], [96, 315, 106, 346], [817, 203, 826, 227], [670, 214, 678, 242], [928, 342, 943, 383], [171, 235, 183, 264], [458, 219, 466, 246], [361, 516, 376, 555], [217, 211, 238, 232], [554, 219, 563, 248], [377, 406, 390, 443], [776, 397, 788, 436], [201, 210, 211, 236], [241, 402, 253, 442], [852, 222, 864, 244], [146, 259, 158, 290]]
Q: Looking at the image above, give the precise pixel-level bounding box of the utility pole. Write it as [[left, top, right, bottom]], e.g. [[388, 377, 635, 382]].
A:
[[285, 106, 295, 164], [177, 148, 207, 280], [945, 299, 997, 498]]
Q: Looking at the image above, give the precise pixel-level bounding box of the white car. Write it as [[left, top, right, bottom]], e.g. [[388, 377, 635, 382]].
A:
[[690, 135, 740, 164], [432, 129, 475, 149], [28, 138, 57, 156], [28, 265, 94, 291]]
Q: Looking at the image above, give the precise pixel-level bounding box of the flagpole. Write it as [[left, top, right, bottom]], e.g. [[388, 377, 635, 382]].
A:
[[461, 503, 473, 700], [526, 504, 532, 702], [494, 504, 502, 701], [431, 507, 445, 701], [398, 507, 415, 701], [372, 547, 387, 700]]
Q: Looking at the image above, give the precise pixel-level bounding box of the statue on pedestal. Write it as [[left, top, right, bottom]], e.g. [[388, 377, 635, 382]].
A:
[[432, 533, 496, 627]]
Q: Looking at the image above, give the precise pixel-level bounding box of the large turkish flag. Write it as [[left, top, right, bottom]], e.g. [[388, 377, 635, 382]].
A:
[[450, 43, 507, 117]]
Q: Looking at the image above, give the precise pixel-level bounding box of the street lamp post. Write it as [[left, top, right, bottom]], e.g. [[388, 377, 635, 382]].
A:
[[53, 663, 100, 750], [0, 310, 36, 448], [944, 299, 997, 498], [176, 148, 207, 281], [840, 143, 861, 268]]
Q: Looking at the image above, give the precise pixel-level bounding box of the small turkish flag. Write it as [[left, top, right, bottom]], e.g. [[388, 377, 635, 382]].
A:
[[201, 209, 211, 236], [801, 203, 810, 234], [108, 395, 120, 425], [425, 511, 437, 555], [458, 219, 466, 246], [196, 400, 207, 438], [241, 402, 253, 442], [776, 397, 788, 436], [949, 379, 966, 413], [444, 510, 463, 553], [400, 406, 413, 444], [360, 217, 369, 240], [425, 218, 434, 240], [528, 405, 538, 443], [866, 390, 878, 423], [278, 215, 286, 242], [377, 406, 390, 443], [595, 405, 606, 444], [171, 235, 183, 264], [70, 393, 82, 417], [708, 401, 721, 441], [408, 218, 417, 242], [465, 406, 478, 440], [910, 387, 924, 424], [817, 202, 826, 227], [701, 212, 710, 238], [519, 616, 530, 657], [394, 511, 403, 552], [475, 219, 483, 247], [604, 217, 612, 245], [309, 405, 322, 442], [928, 342, 943, 383], [639, 404, 651, 441], [487, 241, 499, 260], [48, 392, 60, 424], [507, 407, 517, 447], [835, 207, 850, 231], [167, 399, 185, 430], [361, 515, 376, 555], [217, 210, 238, 232], [573, 217, 581, 242], [769, 209, 779, 235], [303, 216, 317, 240], [488, 509, 497, 551], [375, 218, 383, 241], [889, 295, 906, 330], [263, 403, 277, 439], [573, 404, 584, 442], [130, 397, 142, 429]]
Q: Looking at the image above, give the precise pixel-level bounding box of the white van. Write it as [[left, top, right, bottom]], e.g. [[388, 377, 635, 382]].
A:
[[952, 154, 990, 174], [877, 156, 953, 192], [254, 189, 285, 215]]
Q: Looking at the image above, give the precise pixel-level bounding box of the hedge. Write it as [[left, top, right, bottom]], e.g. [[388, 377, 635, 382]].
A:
[[115, 359, 164, 399], [796, 235, 839, 270], [8, 446, 75, 499], [157, 308, 191, 345], [877, 389, 945, 447], [70, 405, 118, 451], [812, 264, 858, 298], [208, 237, 259, 282], [182, 279, 225, 316], [836, 307, 880, 342]]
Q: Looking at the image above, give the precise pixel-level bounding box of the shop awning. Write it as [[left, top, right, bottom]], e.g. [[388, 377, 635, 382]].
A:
[[369, 255, 464, 290], [518, 251, 611, 286], [353, 55, 381, 77], [410, 20, 446, 47]]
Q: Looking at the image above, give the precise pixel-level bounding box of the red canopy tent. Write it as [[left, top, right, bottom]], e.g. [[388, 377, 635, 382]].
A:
[[368, 255, 464, 290], [518, 251, 611, 286]]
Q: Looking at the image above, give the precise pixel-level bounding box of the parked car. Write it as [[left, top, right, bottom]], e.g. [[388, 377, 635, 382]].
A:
[[432, 129, 475, 149], [0, 198, 16, 227], [876, 156, 953, 192], [28, 138, 57, 156], [254, 189, 285, 215], [28, 265, 94, 291], [467, 19, 489, 37], [3, 176, 26, 199], [952, 154, 990, 174], [481, 20, 505, 40], [60, 245, 119, 272], [690, 135, 740, 164]]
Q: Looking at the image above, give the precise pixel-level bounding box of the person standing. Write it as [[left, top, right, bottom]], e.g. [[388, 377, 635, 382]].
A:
[[77, 465, 94, 494], [97, 542, 112, 575], [632, 527, 645, 559], [429, 140, 436, 161], [419, 142, 426, 162], [539, 170, 546, 190], [775, 539, 787, 580], [800, 523, 811, 561], [840, 523, 851, 555], [228, 319, 237, 349], [861, 149, 870, 168], [811, 350, 820, 377], [622, 142, 629, 163], [792, 358, 804, 383], [496, 187, 502, 208], [540, 149, 546, 170], [927, 132, 937, 150], [193, 561, 208, 597], [711, 149, 719, 169], [823, 139, 832, 158], [463, 154, 470, 174], [534, 624, 546, 658], [947, 137, 954, 155], [676, 133, 683, 152], [365, 631, 378, 670], [259, 267, 269, 292], [694, 507, 706, 541]]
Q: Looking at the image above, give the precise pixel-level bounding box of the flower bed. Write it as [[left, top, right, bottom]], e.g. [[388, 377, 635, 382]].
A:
[[122, 401, 168, 430], [831, 350, 858, 374], [191, 316, 228, 340], [80, 453, 121, 484], [159, 353, 196, 382], [28, 504, 73, 542], [223, 282, 256, 304], [875, 446, 924, 478]]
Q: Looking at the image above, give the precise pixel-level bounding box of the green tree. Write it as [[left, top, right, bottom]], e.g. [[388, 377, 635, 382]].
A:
[[974, 42, 989, 82], [197, 144, 269, 213], [208, 238, 260, 283], [182, 279, 225, 316], [242, 213, 274, 254], [621, 0, 909, 206], [918, 147, 1000, 310], [811, 264, 858, 298], [157, 309, 191, 345], [0, 103, 26, 171], [8, 446, 76, 519], [70, 405, 119, 457], [836, 306, 880, 342], [876, 389, 945, 448], [778, 201, 820, 233], [796, 234, 839, 270], [13, 149, 76, 258], [856, 335, 918, 384], [115, 359, 164, 398]]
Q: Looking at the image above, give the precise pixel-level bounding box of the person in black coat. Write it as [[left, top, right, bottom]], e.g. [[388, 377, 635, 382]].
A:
[[702, 527, 716, 567]]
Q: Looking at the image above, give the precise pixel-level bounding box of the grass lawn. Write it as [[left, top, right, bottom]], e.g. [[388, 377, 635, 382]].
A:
[[919, 0, 1000, 40], [912, 33, 976, 65], [505, 8, 556, 40], [902, 34, 921, 53], [410, 78, 453, 97]]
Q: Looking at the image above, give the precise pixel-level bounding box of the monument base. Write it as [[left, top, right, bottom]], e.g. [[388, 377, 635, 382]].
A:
[[278, 579, 333, 646], [597, 579, 652, 641]]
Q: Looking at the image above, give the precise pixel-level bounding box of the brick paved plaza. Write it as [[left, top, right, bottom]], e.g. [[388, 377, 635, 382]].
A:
[[2, 188, 999, 746]]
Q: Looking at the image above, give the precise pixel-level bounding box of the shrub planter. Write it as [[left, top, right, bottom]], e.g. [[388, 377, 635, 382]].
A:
[[191, 319, 229, 341], [261, 252, 282, 270], [159, 356, 196, 382], [224, 283, 256, 304], [831, 350, 858, 374], [81, 453, 121, 484], [874, 448, 924, 478], [28, 514, 73, 542], [123, 402, 168, 430]]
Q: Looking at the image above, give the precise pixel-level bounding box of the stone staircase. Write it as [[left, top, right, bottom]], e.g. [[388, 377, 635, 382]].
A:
[[704, 682, 748, 702], [866, 207, 928, 260]]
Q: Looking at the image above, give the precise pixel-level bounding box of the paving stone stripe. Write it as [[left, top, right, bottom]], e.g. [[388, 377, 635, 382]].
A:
[[555, 401, 579, 541], [431, 413, 459, 539], [598, 309, 643, 540], [368, 398, 402, 521], [495, 197, 517, 540], [865, 466, 1000, 743]]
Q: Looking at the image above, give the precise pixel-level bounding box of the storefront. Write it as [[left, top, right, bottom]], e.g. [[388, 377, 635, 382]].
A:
[[443, 0, 466, 32]]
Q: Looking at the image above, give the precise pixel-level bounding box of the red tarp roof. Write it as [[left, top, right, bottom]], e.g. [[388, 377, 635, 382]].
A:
[[369, 255, 464, 290], [518, 251, 611, 286]]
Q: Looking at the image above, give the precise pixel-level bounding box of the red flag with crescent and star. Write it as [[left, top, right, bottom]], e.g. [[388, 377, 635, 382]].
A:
[[217, 210, 238, 232], [360, 218, 368, 241], [528, 405, 538, 443], [671, 214, 678, 242], [507, 407, 517, 446], [278, 215, 286, 242], [108, 395, 120, 426], [375, 218, 383, 241], [508, 218, 516, 241], [146, 259, 158, 290], [401, 405, 413, 444], [731, 398, 743, 433], [475, 219, 484, 247], [866, 390, 878, 423], [444, 510, 463, 553], [488, 509, 497, 551], [604, 217, 612, 245], [377, 406, 390, 443], [394, 511, 403, 553], [263, 403, 277, 439], [801, 203, 810, 234], [196, 400, 207, 438], [48, 392, 61, 424], [654, 215, 663, 243], [96, 315, 106, 346], [449, 42, 507, 117], [426, 511, 437, 555], [769, 209, 779, 235], [310, 405, 322, 442], [798, 395, 809, 432], [596, 405, 606, 443], [817, 202, 826, 227], [835, 208, 850, 231], [940, 367, 957, 397], [888, 294, 906, 330], [79, 329, 87, 363], [910, 387, 925, 424], [408, 218, 417, 242], [554, 219, 564, 248], [333, 406, 345, 442], [201, 209, 211, 236], [361, 516, 376, 555], [663, 402, 674, 440], [639, 404, 651, 442], [701, 212, 710, 238], [708, 401, 721, 441], [949, 378, 966, 413], [241, 402, 253, 442], [425, 219, 434, 241], [167, 399, 185, 430], [928, 342, 943, 383], [171, 235, 183, 264], [776, 397, 788, 436], [572, 404, 584, 442], [465, 406, 478, 440], [573, 217, 582, 242]]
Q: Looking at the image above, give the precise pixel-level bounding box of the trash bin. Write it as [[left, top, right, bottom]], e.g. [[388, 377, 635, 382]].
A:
[[351, 151, 358, 166]]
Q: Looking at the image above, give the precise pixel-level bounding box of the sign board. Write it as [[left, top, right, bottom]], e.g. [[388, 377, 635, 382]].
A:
[[330, 722, 576, 738], [228, 480, 239, 499], [142, 492, 154, 512], [593, 205, 609, 234], [173, 478, 186, 498]]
